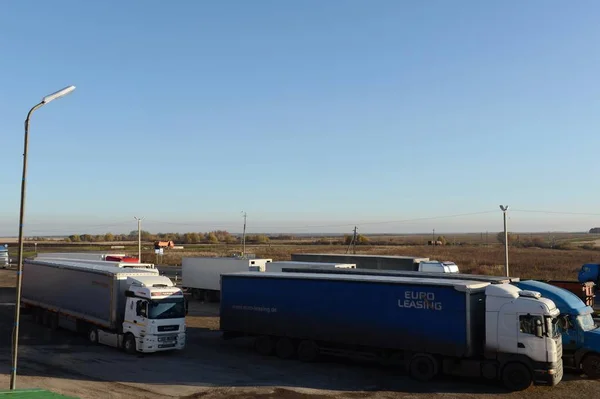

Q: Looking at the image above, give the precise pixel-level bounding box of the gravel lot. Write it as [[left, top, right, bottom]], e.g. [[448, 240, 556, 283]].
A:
[[0, 269, 598, 398]]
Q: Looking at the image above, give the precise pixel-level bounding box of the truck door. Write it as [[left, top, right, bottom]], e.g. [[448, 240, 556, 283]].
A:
[[517, 313, 546, 361], [124, 299, 147, 333]]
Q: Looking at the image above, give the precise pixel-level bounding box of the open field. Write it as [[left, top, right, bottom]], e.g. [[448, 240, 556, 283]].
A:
[[8, 235, 600, 280], [0, 269, 598, 399]]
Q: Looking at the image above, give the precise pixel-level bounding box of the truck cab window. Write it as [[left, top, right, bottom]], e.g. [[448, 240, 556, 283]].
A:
[[136, 301, 147, 318], [519, 315, 542, 335]]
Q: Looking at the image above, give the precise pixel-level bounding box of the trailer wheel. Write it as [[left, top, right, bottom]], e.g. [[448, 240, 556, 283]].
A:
[[275, 338, 295, 359], [124, 333, 137, 354], [501, 363, 532, 391], [297, 340, 319, 362], [582, 354, 600, 379], [254, 336, 273, 356], [88, 328, 99, 344], [409, 355, 437, 382], [192, 289, 202, 300]]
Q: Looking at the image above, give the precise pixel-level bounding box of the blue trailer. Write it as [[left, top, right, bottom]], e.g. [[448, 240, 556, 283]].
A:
[[220, 272, 563, 391]]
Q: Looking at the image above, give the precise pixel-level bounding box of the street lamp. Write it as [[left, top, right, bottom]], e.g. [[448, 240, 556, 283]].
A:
[[499, 205, 509, 277], [11, 85, 76, 390]]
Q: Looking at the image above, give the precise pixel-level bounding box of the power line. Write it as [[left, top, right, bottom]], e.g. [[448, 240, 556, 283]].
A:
[[512, 209, 600, 217]]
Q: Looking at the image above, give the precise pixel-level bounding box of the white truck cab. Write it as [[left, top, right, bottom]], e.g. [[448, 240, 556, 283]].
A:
[[485, 284, 563, 384], [419, 261, 459, 273], [122, 275, 187, 353]]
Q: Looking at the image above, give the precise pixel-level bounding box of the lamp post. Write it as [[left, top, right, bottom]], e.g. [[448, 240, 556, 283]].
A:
[[11, 85, 76, 390], [499, 205, 509, 277]]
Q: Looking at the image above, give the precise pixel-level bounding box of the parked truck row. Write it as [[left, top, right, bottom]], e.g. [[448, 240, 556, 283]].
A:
[[20, 251, 600, 391], [181, 256, 460, 302]]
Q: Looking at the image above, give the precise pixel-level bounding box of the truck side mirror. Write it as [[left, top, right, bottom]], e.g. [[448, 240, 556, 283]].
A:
[[535, 319, 543, 338]]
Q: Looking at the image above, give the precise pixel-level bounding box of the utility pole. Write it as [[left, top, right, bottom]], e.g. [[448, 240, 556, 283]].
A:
[[134, 217, 143, 263], [241, 211, 247, 257], [432, 228, 435, 252], [346, 226, 357, 254], [499, 205, 509, 277]]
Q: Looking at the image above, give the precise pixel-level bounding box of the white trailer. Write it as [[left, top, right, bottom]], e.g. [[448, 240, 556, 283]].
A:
[[265, 261, 356, 273], [182, 257, 272, 302], [36, 252, 126, 261]]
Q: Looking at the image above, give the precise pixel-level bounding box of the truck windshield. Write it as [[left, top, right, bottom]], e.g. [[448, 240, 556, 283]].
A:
[[576, 314, 597, 332], [148, 298, 185, 320], [545, 316, 561, 338]]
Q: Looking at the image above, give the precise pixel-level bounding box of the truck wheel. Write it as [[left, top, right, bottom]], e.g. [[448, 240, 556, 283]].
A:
[[254, 336, 273, 356], [88, 328, 99, 344], [124, 334, 137, 354], [409, 355, 437, 382], [275, 338, 295, 359], [501, 363, 532, 391], [297, 340, 319, 362], [582, 354, 600, 379]]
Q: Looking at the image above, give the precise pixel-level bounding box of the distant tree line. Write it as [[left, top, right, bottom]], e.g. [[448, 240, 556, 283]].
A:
[[62, 230, 282, 245]]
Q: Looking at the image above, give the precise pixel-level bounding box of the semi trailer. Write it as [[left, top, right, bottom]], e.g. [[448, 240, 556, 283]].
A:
[[284, 267, 600, 379], [265, 261, 356, 273], [22, 259, 186, 353], [36, 252, 139, 263], [33, 257, 155, 269], [220, 272, 563, 391], [291, 253, 430, 270], [182, 256, 272, 302], [280, 267, 517, 283]]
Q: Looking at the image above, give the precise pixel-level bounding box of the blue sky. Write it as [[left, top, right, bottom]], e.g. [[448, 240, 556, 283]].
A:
[[1, 1, 600, 235]]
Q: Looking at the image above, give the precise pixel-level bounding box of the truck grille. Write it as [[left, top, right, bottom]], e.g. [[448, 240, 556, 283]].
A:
[[158, 325, 179, 332], [157, 334, 178, 342]]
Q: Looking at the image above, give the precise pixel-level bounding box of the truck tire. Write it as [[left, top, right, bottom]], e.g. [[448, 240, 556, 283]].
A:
[[297, 340, 319, 362], [88, 328, 99, 344], [501, 363, 532, 391], [582, 354, 600, 379], [275, 338, 295, 359], [409, 355, 437, 382], [254, 336, 273, 356], [124, 334, 137, 354]]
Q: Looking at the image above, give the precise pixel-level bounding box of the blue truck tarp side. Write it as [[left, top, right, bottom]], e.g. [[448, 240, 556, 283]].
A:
[[220, 272, 488, 358]]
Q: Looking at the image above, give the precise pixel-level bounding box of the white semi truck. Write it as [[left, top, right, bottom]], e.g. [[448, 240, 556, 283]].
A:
[[22, 259, 186, 354], [182, 256, 272, 302]]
